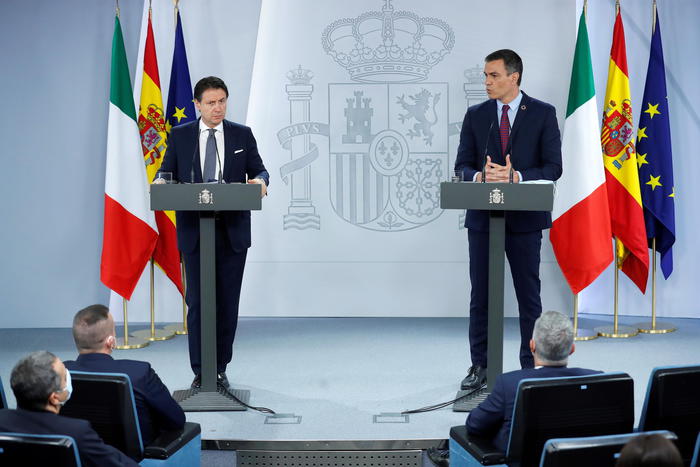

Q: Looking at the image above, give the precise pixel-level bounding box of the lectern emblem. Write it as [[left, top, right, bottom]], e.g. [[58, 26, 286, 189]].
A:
[[198, 189, 214, 205], [489, 188, 504, 205]]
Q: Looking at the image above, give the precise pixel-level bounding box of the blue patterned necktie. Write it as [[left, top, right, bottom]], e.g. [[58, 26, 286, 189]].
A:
[[499, 104, 510, 156], [203, 128, 217, 182]]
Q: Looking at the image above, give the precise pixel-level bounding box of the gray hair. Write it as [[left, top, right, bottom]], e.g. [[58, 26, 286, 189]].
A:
[[10, 351, 62, 410], [72, 304, 111, 351], [532, 311, 574, 365]]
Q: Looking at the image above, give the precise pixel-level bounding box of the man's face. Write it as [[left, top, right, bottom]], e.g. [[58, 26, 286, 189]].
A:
[[195, 88, 228, 128], [51, 358, 69, 407], [484, 59, 519, 102]]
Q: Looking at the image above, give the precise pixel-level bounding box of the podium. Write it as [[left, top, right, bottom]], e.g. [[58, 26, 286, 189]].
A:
[[441, 181, 554, 410], [151, 183, 261, 411]]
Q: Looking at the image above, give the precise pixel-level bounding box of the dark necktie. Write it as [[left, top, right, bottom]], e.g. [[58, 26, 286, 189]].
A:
[[203, 128, 217, 182], [499, 104, 510, 156]]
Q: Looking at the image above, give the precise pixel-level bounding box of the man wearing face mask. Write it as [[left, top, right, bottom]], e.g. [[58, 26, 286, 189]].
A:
[[0, 351, 138, 466], [63, 304, 185, 445]]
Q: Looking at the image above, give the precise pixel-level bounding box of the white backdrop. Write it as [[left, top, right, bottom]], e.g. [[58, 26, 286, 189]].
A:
[[0, 0, 698, 328]]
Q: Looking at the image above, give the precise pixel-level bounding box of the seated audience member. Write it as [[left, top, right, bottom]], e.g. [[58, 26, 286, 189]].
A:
[[64, 304, 185, 445], [0, 351, 138, 467], [616, 433, 683, 467], [428, 311, 600, 466]]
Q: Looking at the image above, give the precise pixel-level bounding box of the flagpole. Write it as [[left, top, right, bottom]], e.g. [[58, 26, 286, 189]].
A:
[[637, 238, 675, 333], [115, 298, 149, 350], [132, 260, 176, 341], [596, 239, 638, 338], [573, 293, 597, 341], [165, 255, 188, 335], [635, 0, 675, 335]]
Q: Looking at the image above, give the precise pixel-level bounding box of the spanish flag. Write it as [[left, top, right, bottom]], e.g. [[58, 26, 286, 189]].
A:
[[137, 7, 183, 294], [601, 10, 649, 292]]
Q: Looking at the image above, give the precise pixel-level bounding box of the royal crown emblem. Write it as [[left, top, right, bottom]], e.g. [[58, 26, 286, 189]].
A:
[[198, 189, 214, 205], [489, 188, 504, 205], [321, 0, 454, 83]]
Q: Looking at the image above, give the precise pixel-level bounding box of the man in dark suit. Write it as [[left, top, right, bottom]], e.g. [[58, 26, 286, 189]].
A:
[[428, 311, 600, 466], [159, 76, 269, 389], [455, 49, 562, 390], [63, 304, 185, 445], [0, 351, 138, 467]]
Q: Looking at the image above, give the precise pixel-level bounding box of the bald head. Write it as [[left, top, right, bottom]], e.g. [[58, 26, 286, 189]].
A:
[[72, 304, 115, 353]]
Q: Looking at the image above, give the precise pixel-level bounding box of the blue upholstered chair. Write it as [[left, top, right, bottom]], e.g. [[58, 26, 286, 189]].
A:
[[540, 430, 677, 467], [60, 371, 200, 467], [449, 372, 635, 467], [690, 431, 699, 467], [0, 432, 81, 467], [638, 365, 700, 465], [0, 376, 7, 409]]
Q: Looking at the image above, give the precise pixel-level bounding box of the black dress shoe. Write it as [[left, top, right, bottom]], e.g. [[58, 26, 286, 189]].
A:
[[427, 447, 449, 466], [461, 365, 486, 390], [217, 372, 230, 389], [191, 374, 201, 389]]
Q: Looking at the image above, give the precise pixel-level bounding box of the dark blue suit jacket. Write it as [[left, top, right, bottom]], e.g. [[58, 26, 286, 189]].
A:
[[0, 408, 138, 467], [64, 353, 185, 446], [466, 366, 601, 451], [159, 119, 270, 254], [454, 92, 562, 232]]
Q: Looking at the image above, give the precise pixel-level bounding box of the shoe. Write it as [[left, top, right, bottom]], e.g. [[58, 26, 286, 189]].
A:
[[427, 447, 449, 466], [191, 374, 201, 389], [217, 372, 230, 389], [461, 365, 486, 390]]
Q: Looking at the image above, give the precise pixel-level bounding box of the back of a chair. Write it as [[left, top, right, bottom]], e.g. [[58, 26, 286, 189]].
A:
[[507, 372, 635, 467], [0, 432, 81, 467], [691, 431, 700, 467], [0, 376, 7, 409], [60, 371, 143, 461], [540, 430, 677, 467], [639, 365, 700, 464]]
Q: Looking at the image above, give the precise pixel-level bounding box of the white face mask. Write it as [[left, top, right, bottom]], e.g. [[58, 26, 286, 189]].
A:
[[59, 369, 72, 405]]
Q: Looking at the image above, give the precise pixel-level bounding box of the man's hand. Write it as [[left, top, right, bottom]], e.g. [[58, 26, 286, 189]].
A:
[[484, 155, 519, 182], [248, 178, 267, 197]]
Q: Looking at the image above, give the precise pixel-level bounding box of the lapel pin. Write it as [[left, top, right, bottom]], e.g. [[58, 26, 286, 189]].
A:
[[521, 105, 527, 110]]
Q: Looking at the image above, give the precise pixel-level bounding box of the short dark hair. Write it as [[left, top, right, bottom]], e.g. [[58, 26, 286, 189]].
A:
[[485, 49, 523, 86], [616, 434, 683, 467], [72, 304, 111, 351], [11, 351, 62, 411], [193, 76, 229, 101]]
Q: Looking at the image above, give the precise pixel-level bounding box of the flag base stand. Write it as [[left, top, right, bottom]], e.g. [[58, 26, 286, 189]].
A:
[[164, 323, 187, 335], [636, 321, 676, 334], [595, 325, 638, 338], [173, 386, 250, 412], [574, 328, 598, 341], [131, 328, 176, 342], [115, 336, 149, 350]]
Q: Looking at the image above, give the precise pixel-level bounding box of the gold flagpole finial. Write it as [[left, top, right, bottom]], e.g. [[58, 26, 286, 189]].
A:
[[652, 0, 657, 34], [116, 0, 120, 18], [583, 0, 588, 19], [616, 0, 620, 15]]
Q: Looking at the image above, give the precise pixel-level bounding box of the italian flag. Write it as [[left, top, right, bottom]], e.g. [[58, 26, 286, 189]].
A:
[[551, 10, 612, 294], [100, 15, 158, 300]]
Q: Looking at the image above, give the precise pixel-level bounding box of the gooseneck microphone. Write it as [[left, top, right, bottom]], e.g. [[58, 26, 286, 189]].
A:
[[190, 127, 202, 183], [214, 139, 223, 184], [481, 120, 495, 183]]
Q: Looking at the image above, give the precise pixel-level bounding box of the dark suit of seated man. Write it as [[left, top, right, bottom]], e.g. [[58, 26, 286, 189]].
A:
[[0, 351, 138, 467], [466, 310, 601, 450], [63, 304, 185, 445], [428, 311, 601, 466]]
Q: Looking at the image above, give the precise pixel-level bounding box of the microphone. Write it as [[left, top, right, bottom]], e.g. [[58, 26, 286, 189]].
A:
[[481, 120, 495, 183], [214, 137, 224, 184], [190, 128, 202, 183]]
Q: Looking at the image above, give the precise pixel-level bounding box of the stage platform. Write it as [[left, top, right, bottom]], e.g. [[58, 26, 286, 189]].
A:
[[1, 315, 698, 465]]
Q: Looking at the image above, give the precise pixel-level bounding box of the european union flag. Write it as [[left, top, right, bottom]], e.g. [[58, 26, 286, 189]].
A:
[[165, 10, 195, 132], [637, 12, 676, 279]]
